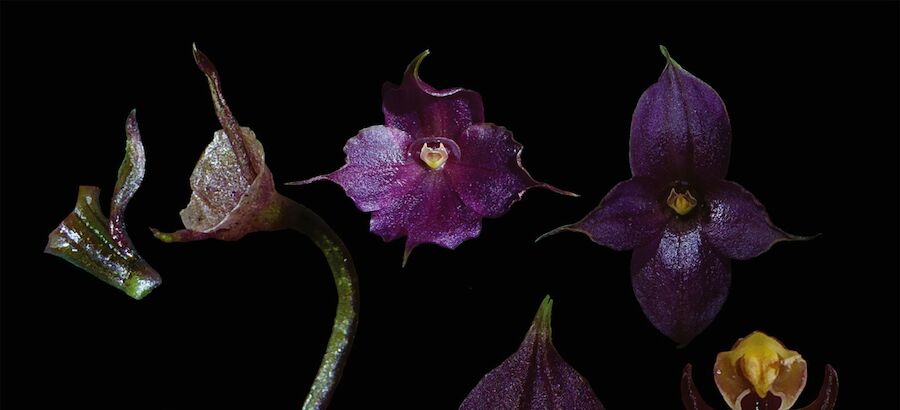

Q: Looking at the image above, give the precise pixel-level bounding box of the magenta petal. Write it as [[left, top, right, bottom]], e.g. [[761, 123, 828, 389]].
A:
[[631, 221, 730, 344], [703, 180, 797, 260], [548, 177, 668, 251], [630, 46, 731, 183], [297, 125, 424, 212], [445, 123, 569, 218], [460, 296, 605, 410], [382, 50, 485, 140], [369, 170, 482, 256]]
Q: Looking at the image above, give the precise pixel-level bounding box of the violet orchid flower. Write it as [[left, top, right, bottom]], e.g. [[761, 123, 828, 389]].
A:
[[542, 46, 806, 344], [290, 51, 574, 265], [45, 111, 161, 300], [682, 331, 838, 410], [460, 296, 605, 410], [152, 44, 359, 410]]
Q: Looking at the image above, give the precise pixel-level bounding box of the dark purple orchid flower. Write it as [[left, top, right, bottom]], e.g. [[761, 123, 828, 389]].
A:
[[290, 51, 574, 264], [46, 111, 162, 299], [682, 331, 838, 410], [460, 296, 605, 410], [542, 46, 806, 344]]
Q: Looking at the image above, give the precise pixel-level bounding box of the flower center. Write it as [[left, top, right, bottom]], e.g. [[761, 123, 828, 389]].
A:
[[420, 143, 449, 170], [666, 188, 697, 215], [731, 333, 789, 399], [408, 137, 461, 170]]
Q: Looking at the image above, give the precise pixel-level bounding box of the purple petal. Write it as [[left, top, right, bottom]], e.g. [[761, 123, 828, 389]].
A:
[[703, 180, 798, 260], [544, 177, 668, 251], [292, 126, 424, 212], [382, 50, 485, 140], [109, 110, 146, 251], [680, 364, 714, 410], [368, 170, 482, 260], [797, 365, 838, 410], [630, 46, 731, 183], [445, 124, 573, 218], [631, 220, 730, 344], [460, 296, 605, 410]]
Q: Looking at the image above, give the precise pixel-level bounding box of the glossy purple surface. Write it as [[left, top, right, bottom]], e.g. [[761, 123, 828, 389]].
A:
[[550, 47, 801, 344], [460, 297, 604, 410], [295, 51, 571, 262]]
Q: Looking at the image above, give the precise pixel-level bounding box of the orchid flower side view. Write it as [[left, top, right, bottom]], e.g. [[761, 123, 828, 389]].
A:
[[540, 46, 808, 344], [289, 50, 575, 265], [460, 296, 605, 410], [151, 44, 359, 410], [45, 111, 162, 300], [682, 331, 838, 410]]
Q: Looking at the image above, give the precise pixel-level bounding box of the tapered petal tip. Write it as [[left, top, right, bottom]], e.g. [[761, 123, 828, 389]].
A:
[[192, 42, 215, 75], [659, 45, 682, 69], [535, 225, 574, 243], [533, 295, 553, 339], [126, 109, 139, 139], [406, 49, 431, 79]]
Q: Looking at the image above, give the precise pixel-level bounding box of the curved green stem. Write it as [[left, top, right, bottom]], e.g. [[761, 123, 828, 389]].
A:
[[279, 197, 359, 410]]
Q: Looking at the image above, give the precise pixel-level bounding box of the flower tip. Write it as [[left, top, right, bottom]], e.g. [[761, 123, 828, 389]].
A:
[[532, 295, 554, 339], [406, 49, 431, 80], [125, 109, 141, 141], [658, 44, 682, 69], [285, 175, 328, 186], [192, 43, 216, 76], [535, 225, 572, 243], [149, 227, 175, 243]]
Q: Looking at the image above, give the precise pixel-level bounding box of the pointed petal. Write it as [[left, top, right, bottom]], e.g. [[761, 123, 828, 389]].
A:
[[445, 124, 572, 218], [681, 364, 714, 410], [797, 365, 838, 410], [382, 50, 485, 140], [290, 126, 424, 212], [192, 43, 260, 179], [369, 171, 482, 255], [631, 220, 730, 344], [548, 177, 668, 251], [460, 296, 605, 410], [630, 46, 731, 183], [703, 180, 801, 260], [109, 110, 146, 250]]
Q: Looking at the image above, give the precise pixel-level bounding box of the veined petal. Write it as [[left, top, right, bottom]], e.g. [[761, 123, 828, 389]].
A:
[[543, 177, 668, 251], [290, 126, 424, 212], [630, 46, 731, 183], [631, 220, 730, 344], [445, 123, 572, 218], [703, 180, 800, 260], [382, 50, 485, 140], [460, 296, 605, 410], [369, 171, 482, 262]]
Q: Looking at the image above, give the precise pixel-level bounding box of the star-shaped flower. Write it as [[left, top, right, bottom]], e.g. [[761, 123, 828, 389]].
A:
[[291, 51, 573, 264], [543, 46, 806, 344]]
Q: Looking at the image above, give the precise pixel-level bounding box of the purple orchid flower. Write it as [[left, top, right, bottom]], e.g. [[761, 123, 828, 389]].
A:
[[290, 50, 574, 264], [460, 296, 605, 410], [542, 46, 805, 344]]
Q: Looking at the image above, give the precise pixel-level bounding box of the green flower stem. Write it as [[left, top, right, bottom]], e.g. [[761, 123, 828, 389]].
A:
[[278, 196, 359, 410]]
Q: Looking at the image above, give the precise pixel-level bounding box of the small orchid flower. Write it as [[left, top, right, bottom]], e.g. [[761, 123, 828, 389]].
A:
[[290, 51, 574, 264], [542, 46, 805, 344], [460, 296, 605, 410], [45, 111, 161, 300], [682, 331, 838, 410], [152, 45, 359, 410]]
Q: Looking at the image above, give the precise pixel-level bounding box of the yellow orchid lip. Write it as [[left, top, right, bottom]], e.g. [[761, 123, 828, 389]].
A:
[[714, 331, 808, 410], [666, 188, 697, 215], [420, 142, 449, 170]]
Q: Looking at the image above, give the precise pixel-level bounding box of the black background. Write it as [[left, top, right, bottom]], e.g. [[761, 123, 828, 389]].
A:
[[2, 2, 898, 409]]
